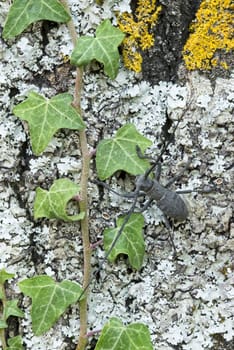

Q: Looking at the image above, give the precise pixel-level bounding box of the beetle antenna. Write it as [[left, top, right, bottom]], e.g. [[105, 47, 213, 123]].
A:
[[143, 93, 194, 180], [77, 194, 139, 302]]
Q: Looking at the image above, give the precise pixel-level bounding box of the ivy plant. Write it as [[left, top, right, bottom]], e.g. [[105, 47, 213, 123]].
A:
[[2, 1, 154, 350], [3, 0, 70, 39], [18, 276, 84, 335], [95, 318, 153, 350], [0, 270, 24, 350], [13, 92, 85, 155], [71, 19, 125, 79], [104, 213, 145, 270], [96, 123, 152, 180], [34, 178, 85, 221]]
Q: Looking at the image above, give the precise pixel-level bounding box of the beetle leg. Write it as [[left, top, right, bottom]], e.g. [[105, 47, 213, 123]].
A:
[[162, 215, 177, 257], [176, 185, 217, 194], [136, 145, 155, 161], [155, 162, 161, 181], [94, 179, 138, 198]]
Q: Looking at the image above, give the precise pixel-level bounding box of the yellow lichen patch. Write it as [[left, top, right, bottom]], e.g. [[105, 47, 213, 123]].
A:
[[60, 53, 70, 63], [183, 0, 234, 70], [117, 0, 162, 72]]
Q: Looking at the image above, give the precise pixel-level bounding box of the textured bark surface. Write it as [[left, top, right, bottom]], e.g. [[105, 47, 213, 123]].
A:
[[0, 1, 233, 349], [141, 0, 201, 83]]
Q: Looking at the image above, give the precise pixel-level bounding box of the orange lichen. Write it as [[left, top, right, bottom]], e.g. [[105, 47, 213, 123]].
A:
[[117, 0, 162, 72], [183, 0, 234, 70]]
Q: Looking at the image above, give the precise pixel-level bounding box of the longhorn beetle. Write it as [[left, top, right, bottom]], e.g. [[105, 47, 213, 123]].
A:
[[95, 135, 192, 262], [78, 100, 215, 301]]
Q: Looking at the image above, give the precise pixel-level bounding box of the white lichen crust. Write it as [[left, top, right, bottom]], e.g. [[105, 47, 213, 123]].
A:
[[0, 0, 233, 349]]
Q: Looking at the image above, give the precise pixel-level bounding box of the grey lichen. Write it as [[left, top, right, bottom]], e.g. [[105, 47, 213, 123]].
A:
[[0, 0, 233, 349]]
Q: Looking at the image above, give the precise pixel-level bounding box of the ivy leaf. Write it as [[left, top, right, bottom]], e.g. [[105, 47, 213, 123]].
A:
[[3, 0, 70, 39], [96, 124, 152, 180], [71, 19, 125, 79], [34, 179, 85, 222], [13, 92, 85, 155], [0, 269, 14, 284], [95, 318, 153, 350], [104, 213, 145, 270], [4, 300, 24, 320], [7, 335, 24, 350], [19, 275, 84, 335]]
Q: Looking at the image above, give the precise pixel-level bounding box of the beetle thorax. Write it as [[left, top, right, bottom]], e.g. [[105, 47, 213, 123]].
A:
[[136, 175, 165, 200]]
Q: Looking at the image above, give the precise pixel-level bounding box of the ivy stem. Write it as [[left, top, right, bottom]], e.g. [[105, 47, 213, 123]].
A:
[[60, 1, 92, 349], [60, 0, 77, 47], [76, 129, 92, 350], [0, 330, 6, 350], [0, 283, 7, 349]]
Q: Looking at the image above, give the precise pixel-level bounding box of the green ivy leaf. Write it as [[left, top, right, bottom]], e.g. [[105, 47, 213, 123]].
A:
[[3, 0, 70, 39], [7, 335, 24, 350], [19, 275, 83, 335], [96, 124, 152, 180], [34, 178, 85, 222], [13, 92, 85, 155], [0, 269, 14, 284], [71, 19, 125, 79], [4, 300, 24, 320], [95, 318, 153, 350], [104, 213, 145, 270]]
